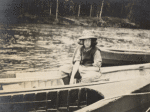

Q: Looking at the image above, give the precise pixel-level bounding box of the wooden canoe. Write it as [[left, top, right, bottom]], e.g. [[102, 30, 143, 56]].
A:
[[0, 71, 66, 90], [1, 63, 150, 90], [100, 48, 150, 66], [0, 63, 150, 111]]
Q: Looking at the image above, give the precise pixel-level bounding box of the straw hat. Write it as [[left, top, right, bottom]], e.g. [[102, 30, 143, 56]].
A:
[[78, 30, 97, 40], [78, 35, 97, 40]]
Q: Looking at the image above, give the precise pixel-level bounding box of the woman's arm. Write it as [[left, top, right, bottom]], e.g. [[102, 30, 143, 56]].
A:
[[70, 46, 82, 84], [70, 61, 80, 84], [93, 50, 102, 70]]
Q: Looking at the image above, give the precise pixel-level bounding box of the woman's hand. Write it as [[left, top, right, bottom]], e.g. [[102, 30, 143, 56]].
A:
[[93, 61, 101, 71], [93, 62, 101, 67], [70, 78, 75, 85]]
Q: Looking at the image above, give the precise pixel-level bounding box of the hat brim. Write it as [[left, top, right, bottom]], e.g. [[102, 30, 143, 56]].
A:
[[79, 36, 97, 40]]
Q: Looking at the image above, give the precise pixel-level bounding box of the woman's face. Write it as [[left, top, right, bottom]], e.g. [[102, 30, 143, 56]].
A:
[[84, 39, 91, 48]]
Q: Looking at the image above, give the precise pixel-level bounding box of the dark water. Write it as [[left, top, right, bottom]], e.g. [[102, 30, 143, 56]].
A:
[[0, 24, 79, 77]]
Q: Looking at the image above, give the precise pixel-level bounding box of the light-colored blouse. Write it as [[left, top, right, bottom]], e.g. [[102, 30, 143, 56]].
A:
[[73, 46, 102, 66]]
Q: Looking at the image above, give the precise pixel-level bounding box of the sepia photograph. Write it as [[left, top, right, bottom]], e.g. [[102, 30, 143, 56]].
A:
[[0, 0, 150, 111]]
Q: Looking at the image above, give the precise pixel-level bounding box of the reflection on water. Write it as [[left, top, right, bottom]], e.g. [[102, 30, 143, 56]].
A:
[[0, 24, 77, 77]]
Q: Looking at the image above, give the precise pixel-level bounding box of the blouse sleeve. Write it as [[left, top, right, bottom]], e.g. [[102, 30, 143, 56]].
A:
[[93, 50, 102, 65]]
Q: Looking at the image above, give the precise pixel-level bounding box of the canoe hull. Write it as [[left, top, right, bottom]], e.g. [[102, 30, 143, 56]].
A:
[[1, 79, 64, 90], [101, 48, 150, 66], [102, 58, 144, 66], [1, 78, 150, 112], [0, 63, 150, 111], [76, 92, 150, 112], [0, 71, 66, 90], [0, 87, 104, 112]]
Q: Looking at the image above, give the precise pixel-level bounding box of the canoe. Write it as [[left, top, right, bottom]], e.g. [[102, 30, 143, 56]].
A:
[[100, 48, 150, 66], [0, 76, 150, 112], [0, 71, 66, 90], [1, 63, 150, 90], [0, 63, 150, 111]]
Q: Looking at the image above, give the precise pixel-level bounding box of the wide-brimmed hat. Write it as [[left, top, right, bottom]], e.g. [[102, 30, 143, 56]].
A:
[[78, 35, 97, 40], [78, 30, 97, 40]]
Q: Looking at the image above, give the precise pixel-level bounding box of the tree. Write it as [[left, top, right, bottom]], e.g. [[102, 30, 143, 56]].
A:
[[99, 0, 104, 20], [56, 0, 58, 20]]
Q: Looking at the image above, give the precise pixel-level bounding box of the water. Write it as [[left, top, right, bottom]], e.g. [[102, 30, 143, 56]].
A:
[[0, 24, 79, 77], [1, 23, 150, 77]]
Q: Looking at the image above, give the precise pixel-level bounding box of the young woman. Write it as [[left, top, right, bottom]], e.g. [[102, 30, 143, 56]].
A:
[[60, 31, 102, 84]]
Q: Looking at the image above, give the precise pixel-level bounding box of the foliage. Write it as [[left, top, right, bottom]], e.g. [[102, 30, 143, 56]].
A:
[[2, 0, 150, 29]]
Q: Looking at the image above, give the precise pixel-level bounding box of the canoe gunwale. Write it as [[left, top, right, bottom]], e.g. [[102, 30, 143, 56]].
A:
[[0, 76, 148, 97], [100, 48, 150, 55]]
